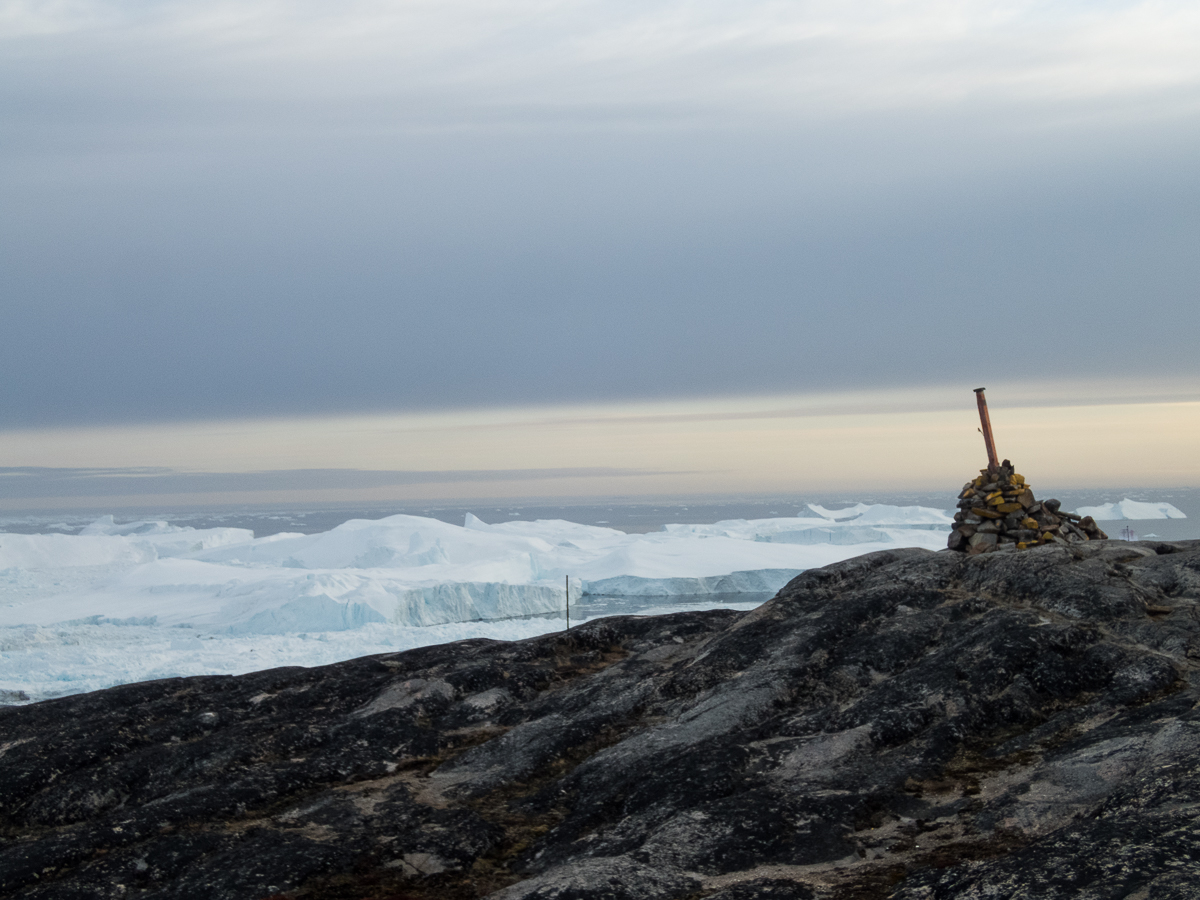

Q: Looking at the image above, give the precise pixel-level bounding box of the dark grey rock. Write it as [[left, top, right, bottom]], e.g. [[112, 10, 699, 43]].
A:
[[3, 542, 1200, 899]]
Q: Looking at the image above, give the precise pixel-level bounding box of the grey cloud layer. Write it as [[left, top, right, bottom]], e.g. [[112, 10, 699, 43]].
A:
[[8, 1, 1199, 116], [2, 1, 1199, 428], [0, 467, 671, 499]]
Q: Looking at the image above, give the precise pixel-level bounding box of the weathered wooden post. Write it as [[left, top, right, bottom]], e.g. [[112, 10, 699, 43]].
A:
[[565, 575, 570, 634], [974, 387, 999, 471]]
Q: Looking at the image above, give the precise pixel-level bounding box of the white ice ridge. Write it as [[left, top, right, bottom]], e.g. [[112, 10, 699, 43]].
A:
[[0, 507, 952, 634], [1073, 499, 1187, 521], [0, 506, 958, 702]]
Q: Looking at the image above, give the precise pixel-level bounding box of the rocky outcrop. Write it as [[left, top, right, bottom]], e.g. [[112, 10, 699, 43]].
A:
[[948, 460, 1108, 553], [3, 540, 1200, 899]]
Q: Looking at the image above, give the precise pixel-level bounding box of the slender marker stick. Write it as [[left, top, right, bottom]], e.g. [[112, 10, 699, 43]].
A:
[[565, 575, 570, 633]]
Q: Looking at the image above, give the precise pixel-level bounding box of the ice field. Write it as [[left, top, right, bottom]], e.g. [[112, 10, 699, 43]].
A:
[[0, 498, 1179, 703], [1074, 499, 1187, 521]]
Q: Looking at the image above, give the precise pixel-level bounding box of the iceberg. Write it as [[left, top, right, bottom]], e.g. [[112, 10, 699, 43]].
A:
[[582, 569, 802, 597], [807, 503, 954, 528], [0, 506, 954, 702], [1073, 499, 1187, 521], [0, 507, 955, 634], [806, 503, 873, 521]]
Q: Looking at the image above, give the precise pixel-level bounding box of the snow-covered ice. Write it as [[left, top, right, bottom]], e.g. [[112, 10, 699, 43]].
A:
[[0, 505, 953, 703], [1073, 499, 1187, 521]]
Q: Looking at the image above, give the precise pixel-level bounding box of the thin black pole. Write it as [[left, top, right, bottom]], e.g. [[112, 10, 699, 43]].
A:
[[565, 575, 570, 633]]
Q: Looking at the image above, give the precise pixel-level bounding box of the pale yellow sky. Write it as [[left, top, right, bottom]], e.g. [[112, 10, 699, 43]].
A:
[[2, 379, 1198, 509]]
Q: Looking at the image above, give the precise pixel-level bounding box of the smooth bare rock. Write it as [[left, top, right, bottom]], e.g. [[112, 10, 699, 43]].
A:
[[487, 857, 700, 900], [3, 542, 1200, 899]]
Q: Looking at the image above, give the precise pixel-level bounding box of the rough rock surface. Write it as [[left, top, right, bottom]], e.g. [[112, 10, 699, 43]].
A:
[[4, 540, 1200, 899]]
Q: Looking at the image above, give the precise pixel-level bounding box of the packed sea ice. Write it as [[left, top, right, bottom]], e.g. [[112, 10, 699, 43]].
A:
[[0, 505, 956, 702], [1074, 499, 1187, 521]]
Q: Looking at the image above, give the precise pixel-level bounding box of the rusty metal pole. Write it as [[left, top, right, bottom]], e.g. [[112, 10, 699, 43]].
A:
[[974, 388, 999, 471]]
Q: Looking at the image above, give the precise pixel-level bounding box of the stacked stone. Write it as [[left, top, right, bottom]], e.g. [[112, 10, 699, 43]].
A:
[[948, 458, 1108, 554]]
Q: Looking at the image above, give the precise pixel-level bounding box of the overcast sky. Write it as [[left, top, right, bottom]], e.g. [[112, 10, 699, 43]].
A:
[[3, 1, 1199, 505]]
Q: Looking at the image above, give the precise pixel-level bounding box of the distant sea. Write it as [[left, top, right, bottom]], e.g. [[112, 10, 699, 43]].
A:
[[2, 487, 1197, 541]]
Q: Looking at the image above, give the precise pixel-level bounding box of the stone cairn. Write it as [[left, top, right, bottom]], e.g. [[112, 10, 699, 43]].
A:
[[947, 458, 1108, 554]]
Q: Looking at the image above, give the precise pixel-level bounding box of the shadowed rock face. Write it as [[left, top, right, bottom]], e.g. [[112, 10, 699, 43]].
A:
[[3, 541, 1200, 900]]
